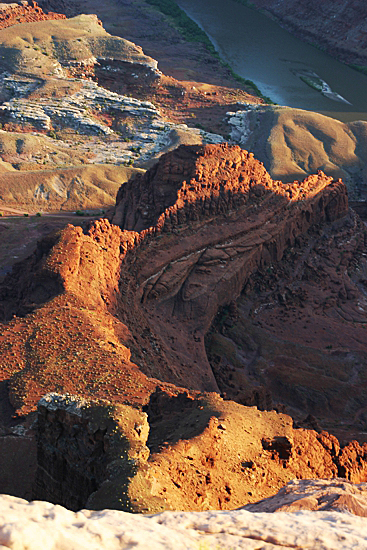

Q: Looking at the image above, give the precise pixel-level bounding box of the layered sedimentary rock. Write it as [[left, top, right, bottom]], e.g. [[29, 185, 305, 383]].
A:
[[112, 144, 349, 394], [0, 1, 66, 29], [1, 144, 366, 511], [0, 14, 161, 84]]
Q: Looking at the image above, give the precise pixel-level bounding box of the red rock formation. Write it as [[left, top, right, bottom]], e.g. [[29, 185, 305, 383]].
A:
[[0, 144, 367, 511], [0, 144, 352, 415], [0, 1, 66, 29], [33, 391, 367, 513], [112, 144, 349, 394]]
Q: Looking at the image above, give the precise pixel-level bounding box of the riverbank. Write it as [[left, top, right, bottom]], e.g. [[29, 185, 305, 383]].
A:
[[175, 0, 367, 122], [234, 0, 367, 67], [52, 0, 269, 136]]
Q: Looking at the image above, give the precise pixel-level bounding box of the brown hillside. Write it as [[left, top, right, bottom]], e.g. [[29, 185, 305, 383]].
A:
[[0, 164, 143, 211]]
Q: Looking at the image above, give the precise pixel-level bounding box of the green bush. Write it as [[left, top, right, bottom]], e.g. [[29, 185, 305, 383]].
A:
[[350, 64, 367, 76], [75, 210, 84, 216], [146, 0, 218, 56]]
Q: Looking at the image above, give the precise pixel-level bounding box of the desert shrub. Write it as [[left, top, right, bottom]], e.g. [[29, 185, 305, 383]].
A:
[[146, 0, 218, 56], [350, 64, 367, 76]]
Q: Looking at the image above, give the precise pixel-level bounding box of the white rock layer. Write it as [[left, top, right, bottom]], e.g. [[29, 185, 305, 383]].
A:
[[0, 79, 224, 166], [1, 494, 367, 549]]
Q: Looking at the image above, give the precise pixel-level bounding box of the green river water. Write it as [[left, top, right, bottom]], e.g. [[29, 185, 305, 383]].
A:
[[176, 0, 367, 122]]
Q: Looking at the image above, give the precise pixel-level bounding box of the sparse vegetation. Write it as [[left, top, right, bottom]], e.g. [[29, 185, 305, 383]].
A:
[[299, 74, 324, 92], [350, 64, 367, 76]]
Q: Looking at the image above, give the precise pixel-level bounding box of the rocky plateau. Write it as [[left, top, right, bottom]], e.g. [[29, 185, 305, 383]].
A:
[[0, 1, 367, 548]]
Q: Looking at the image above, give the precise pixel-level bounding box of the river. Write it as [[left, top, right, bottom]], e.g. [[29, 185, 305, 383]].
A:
[[176, 0, 367, 122]]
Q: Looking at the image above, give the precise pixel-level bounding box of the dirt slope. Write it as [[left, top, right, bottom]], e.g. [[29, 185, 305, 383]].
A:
[[0, 164, 142, 211], [228, 106, 367, 203]]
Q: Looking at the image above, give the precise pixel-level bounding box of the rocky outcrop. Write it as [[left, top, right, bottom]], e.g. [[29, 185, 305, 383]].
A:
[[2, 492, 367, 550], [247, 0, 367, 65], [112, 144, 349, 393], [34, 394, 150, 511], [113, 143, 347, 231], [32, 392, 367, 514], [0, 79, 223, 165], [0, 1, 66, 29], [0, 145, 356, 414], [0, 14, 161, 83], [0, 145, 366, 510], [243, 478, 367, 516]]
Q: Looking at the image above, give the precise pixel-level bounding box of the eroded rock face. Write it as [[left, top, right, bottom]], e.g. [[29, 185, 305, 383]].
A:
[[32, 392, 367, 513], [0, 145, 366, 510], [112, 143, 350, 395], [0, 144, 360, 418], [34, 394, 150, 511]]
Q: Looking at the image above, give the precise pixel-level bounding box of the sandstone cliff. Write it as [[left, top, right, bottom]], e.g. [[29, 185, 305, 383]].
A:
[[0, 144, 366, 511], [0, 1, 66, 29]]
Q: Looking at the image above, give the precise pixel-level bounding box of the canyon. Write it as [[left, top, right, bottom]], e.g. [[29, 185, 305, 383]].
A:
[[0, 0, 366, 547], [0, 144, 366, 517]]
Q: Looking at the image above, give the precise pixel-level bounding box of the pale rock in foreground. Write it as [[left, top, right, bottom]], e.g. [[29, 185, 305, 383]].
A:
[[1, 494, 367, 549], [243, 478, 367, 516]]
